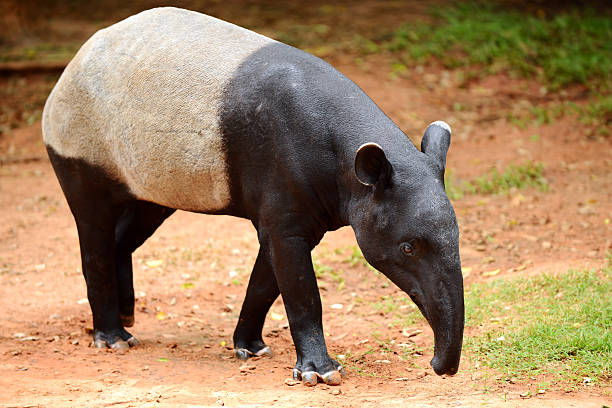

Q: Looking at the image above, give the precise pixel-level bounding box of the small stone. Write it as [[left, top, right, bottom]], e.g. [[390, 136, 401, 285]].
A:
[[415, 370, 428, 379], [331, 389, 341, 395], [284, 378, 300, 386], [541, 241, 552, 249], [239, 364, 256, 372], [402, 328, 422, 338]]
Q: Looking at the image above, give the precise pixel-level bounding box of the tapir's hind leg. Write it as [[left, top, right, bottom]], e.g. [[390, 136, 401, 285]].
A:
[[115, 202, 175, 327], [233, 246, 280, 359], [46, 146, 138, 350]]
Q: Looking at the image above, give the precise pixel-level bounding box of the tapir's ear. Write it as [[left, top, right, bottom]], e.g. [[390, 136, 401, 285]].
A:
[[355, 143, 392, 187], [421, 121, 451, 172]]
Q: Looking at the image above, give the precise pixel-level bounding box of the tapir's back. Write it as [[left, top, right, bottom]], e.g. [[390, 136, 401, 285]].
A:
[[42, 7, 273, 212]]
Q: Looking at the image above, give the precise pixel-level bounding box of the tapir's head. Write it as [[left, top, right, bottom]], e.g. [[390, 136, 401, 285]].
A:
[[350, 121, 463, 376]]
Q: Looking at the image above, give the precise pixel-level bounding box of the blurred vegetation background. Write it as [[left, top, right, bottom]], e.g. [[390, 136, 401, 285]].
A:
[[1, 0, 610, 136]]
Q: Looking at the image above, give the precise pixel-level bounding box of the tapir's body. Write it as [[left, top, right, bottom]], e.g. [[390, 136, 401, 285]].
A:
[[43, 7, 464, 386]]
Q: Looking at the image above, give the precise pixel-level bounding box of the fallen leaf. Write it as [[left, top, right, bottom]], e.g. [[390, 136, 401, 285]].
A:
[[482, 269, 500, 277], [146, 259, 163, 268], [270, 312, 284, 321], [20, 336, 40, 341], [181, 282, 194, 289], [156, 312, 166, 320]]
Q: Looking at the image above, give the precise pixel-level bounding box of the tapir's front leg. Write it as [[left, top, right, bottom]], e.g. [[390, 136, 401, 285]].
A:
[[266, 234, 344, 386]]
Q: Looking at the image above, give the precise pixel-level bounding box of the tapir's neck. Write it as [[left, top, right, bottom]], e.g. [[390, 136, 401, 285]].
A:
[[325, 88, 421, 228]]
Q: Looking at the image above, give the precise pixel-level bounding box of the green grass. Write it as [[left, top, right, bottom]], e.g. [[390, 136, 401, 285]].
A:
[[465, 263, 612, 384], [376, 2, 612, 90], [0, 43, 79, 63], [445, 161, 548, 200], [312, 258, 346, 291], [507, 95, 611, 135], [266, 2, 612, 90]]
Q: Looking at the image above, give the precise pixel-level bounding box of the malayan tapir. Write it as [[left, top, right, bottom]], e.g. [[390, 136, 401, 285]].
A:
[[42, 7, 464, 386]]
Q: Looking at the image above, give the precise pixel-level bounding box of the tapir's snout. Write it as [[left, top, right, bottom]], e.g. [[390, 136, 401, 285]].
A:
[[400, 262, 464, 377], [431, 347, 460, 376], [426, 267, 464, 377]]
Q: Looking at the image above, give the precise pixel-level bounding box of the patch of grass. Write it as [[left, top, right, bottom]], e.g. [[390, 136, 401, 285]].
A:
[[0, 43, 79, 63], [465, 262, 612, 384], [445, 161, 548, 200], [376, 3, 612, 90], [368, 294, 423, 331], [507, 96, 611, 135], [578, 94, 612, 136], [312, 258, 346, 291]]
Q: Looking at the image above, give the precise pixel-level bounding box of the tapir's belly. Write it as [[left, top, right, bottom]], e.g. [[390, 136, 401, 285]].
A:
[[42, 8, 273, 212]]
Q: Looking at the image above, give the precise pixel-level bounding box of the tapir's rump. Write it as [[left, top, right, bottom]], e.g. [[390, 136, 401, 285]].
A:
[[42, 7, 273, 212]]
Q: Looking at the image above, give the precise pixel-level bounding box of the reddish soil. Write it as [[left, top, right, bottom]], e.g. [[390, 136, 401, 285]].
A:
[[1, 5, 611, 407]]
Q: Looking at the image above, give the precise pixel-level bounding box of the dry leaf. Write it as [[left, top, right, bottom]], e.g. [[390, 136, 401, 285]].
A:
[[482, 268, 500, 277], [146, 259, 163, 268], [270, 312, 284, 321]]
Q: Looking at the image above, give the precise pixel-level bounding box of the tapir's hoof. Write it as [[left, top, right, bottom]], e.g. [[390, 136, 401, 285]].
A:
[[93, 329, 140, 351], [235, 346, 272, 360], [120, 314, 135, 327], [127, 336, 141, 347], [293, 366, 344, 386]]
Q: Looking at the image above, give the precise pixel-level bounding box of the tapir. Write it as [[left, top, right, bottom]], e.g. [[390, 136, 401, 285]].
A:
[[42, 7, 464, 386]]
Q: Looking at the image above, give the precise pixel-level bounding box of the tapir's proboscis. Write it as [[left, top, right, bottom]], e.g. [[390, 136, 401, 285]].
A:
[[42, 8, 464, 386]]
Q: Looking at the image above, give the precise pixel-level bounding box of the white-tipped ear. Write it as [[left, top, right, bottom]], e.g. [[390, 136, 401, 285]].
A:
[[354, 142, 392, 187], [421, 121, 451, 171]]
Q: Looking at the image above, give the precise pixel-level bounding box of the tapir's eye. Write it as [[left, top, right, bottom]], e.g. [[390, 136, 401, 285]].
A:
[[400, 242, 414, 257]]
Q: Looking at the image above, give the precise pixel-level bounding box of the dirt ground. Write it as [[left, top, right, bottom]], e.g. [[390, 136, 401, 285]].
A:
[[1, 4, 611, 408]]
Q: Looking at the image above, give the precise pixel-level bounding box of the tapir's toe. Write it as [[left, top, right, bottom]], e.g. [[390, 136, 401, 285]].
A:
[[293, 359, 345, 386], [234, 345, 272, 360], [93, 328, 140, 351]]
